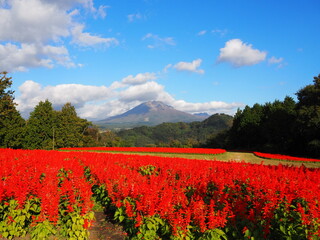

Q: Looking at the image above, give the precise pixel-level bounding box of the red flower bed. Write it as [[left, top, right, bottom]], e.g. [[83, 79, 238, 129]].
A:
[[1, 148, 320, 239], [254, 152, 320, 162], [60, 147, 226, 155], [0, 149, 94, 239]]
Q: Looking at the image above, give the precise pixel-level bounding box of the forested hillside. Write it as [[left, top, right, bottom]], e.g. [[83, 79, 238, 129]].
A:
[[115, 113, 233, 147], [0, 72, 95, 149], [1, 71, 319, 158], [228, 74, 320, 157]]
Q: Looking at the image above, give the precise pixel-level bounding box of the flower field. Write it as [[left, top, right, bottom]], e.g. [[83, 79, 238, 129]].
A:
[[253, 152, 320, 163], [1, 148, 320, 239], [61, 147, 227, 155]]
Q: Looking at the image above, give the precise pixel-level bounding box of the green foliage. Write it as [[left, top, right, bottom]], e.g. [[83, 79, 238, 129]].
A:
[[228, 74, 320, 157], [24, 100, 56, 149], [54, 102, 91, 148], [133, 216, 170, 240], [295, 74, 320, 157], [0, 72, 25, 148], [138, 165, 159, 176], [269, 201, 309, 240], [117, 114, 233, 148], [30, 220, 57, 240], [198, 228, 228, 240], [0, 199, 28, 239]]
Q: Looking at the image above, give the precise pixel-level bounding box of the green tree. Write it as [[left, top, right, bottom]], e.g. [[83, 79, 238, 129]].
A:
[[295, 74, 320, 156], [54, 102, 91, 148], [0, 72, 25, 148], [261, 96, 296, 153], [229, 104, 264, 150], [24, 100, 56, 149]]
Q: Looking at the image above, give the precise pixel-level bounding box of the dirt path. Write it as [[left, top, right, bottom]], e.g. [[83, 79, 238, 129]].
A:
[[89, 212, 126, 240]]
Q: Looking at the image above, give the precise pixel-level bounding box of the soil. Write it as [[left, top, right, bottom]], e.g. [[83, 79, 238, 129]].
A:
[[89, 211, 127, 240]]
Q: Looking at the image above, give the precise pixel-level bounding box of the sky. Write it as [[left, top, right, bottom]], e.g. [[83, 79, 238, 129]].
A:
[[1, 0, 319, 120]]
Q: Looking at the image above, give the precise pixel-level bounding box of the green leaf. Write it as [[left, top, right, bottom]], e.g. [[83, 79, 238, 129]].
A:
[[119, 215, 125, 223], [147, 223, 154, 230]]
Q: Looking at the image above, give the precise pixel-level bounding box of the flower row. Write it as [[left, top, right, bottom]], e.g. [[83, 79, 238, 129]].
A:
[[1, 149, 320, 239], [0, 149, 94, 239], [83, 151, 320, 239], [254, 151, 320, 162], [60, 147, 227, 155]]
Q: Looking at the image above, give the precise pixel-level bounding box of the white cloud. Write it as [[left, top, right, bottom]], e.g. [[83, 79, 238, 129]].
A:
[[172, 100, 243, 115], [122, 72, 157, 85], [197, 30, 207, 36], [163, 64, 173, 73], [15, 76, 243, 120], [0, 0, 71, 43], [142, 33, 175, 49], [217, 39, 267, 67], [110, 72, 158, 89], [268, 56, 283, 64], [268, 56, 286, 68], [0, 43, 74, 72], [16, 80, 114, 117], [119, 81, 174, 103], [173, 59, 204, 74], [95, 5, 108, 19], [71, 24, 119, 47], [128, 13, 142, 22], [212, 29, 228, 37], [0, 0, 117, 72]]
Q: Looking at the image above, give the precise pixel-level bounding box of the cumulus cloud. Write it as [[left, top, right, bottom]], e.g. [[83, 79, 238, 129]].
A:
[[15, 78, 243, 120], [172, 100, 243, 115], [122, 72, 157, 85], [110, 72, 158, 89], [119, 81, 174, 103], [0, 0, 71, 43], [142, 33, 175, 49], [0, 43, 75, 72], [16, 80, 113, 117], [217, 39, 267, 67], [173, 59, 204, 74], [0, 0, 117, 72]]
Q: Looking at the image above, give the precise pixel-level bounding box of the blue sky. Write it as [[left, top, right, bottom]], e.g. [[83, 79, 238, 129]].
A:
[[1, 0, 319, 120]]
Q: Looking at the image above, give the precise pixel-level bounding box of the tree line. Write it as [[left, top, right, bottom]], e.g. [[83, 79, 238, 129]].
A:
[[1, 71, 319, 158], [225, 74, 320, 158], [0, 72, 96, 149]]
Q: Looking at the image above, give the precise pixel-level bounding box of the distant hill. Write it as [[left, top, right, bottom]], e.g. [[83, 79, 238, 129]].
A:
[[116, 113, 233, 147], [95, 101, 208, 129]]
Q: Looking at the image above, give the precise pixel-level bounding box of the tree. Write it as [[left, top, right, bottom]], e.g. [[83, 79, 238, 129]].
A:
[[295, 74, 320, 156], [0, 72, 25, 148], [24, 100, 56, 149], [229, 104, 264, 150], [260, 96, 296, 153], [54, 102, 91, 148]]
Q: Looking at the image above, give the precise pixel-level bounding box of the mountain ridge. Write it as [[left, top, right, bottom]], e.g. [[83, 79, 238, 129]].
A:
[[95, 101, 208, 129]]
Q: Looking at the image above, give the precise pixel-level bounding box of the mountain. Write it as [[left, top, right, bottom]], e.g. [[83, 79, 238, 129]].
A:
[[116, 113, 234, 147], [95, 101, 208, 129], [193, 112, 210, 117]]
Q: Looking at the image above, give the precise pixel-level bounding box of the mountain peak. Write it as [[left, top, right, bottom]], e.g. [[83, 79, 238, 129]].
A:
[[95, 101, 208, 129], [143, 101, 174, 111]]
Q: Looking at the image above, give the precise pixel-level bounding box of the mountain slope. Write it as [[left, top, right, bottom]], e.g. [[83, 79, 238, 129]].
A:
[[116, 113, 234, 147], [95, 101, 207, 129]]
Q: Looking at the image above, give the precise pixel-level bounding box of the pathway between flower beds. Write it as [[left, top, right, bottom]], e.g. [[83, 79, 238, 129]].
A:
[[89, 211, 126, 240]]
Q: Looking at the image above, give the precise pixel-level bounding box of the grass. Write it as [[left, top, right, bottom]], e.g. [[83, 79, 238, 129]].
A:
[[95, 150, 320, 168]]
